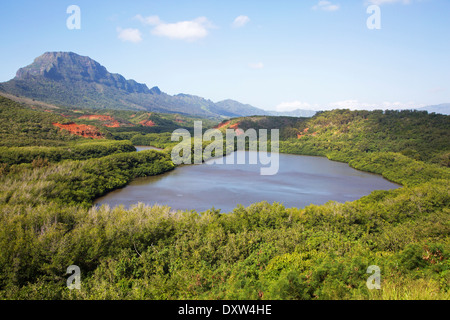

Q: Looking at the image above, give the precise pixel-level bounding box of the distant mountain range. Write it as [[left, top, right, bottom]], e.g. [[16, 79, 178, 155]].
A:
[[0, 52, 316, 119], [214, 99, 317, 118], [417, 104, 450, 115]]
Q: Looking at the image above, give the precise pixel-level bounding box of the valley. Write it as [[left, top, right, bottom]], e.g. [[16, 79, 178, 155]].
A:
[[0, 83, 448, 299], [0, 50, 448, 301]]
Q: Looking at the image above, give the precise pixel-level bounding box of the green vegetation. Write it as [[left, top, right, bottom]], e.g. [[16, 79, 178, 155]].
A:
[[0, 181, 448, 300], [277, 109, 449, 166], [105, 113, 218, 141], [222, 110, 449, 166], [0, 97, 449, 300], [129, 133, 177, 149], [0, 149, 174, 207], [0, 140, 136, 165], [0, 95, 80, 147]]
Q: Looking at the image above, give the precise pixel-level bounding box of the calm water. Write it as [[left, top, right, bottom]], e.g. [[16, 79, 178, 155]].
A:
[[95, 151, 400, 212], [135, 145, 163, 151]]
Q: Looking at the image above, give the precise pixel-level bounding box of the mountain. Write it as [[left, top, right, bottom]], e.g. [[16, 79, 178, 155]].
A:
[[0, 52, 286, 119], [214, 99, 269, 117], [417, 104, 450, 115], [13, 52, 153, 94]]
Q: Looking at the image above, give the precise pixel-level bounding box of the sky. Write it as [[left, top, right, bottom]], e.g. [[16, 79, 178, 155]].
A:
[[0, 0, 449, 111]]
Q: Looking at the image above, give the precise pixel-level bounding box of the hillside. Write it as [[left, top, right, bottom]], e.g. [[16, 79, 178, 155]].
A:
[[217, 110, 450, 167], [214, 99, 270, 117], [0, 95, 218, 149], [0, 95, 82, 147]]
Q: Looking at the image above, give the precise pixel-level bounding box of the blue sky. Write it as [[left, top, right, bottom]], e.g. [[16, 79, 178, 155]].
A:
[[0, 0, 449, 111]]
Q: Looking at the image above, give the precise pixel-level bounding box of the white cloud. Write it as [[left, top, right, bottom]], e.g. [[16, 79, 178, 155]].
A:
[[135, 15, 214, 42], [328, 99, 373, 109], [232, 15, 250, 28], [134, 14, 160, 25], [249, 62, 264, 69], [366, 0, 411, 5], [275, 99, 425, 111], [276, 101, 316, 112], [117, 27, 142, 43], [312, 1, 340, 11]]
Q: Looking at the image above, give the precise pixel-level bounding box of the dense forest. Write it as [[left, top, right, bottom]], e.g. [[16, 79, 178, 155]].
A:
[[0, 96, 448, 300]]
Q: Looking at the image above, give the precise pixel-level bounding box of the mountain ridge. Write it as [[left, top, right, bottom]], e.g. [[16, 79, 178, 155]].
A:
[[13, 52, 158, 94], [1, 52, 315, 119]]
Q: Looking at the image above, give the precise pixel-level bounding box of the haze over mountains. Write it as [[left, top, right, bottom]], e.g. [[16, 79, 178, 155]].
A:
[[0, 51, 447, 117], [418, 104, 450, 116]]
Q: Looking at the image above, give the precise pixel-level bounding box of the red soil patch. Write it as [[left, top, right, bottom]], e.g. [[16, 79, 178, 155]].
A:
[[175, 119, 185, 123], [297, 128, 311, 139], [78, 115, 115, 121], [139, 120, 156, 127], [104, 122, 121, 128], [215, 120, 231, 129], [214, 121, 243, 135], [52, 122, 104, 139], [78, 115, 121, 128], [229, 122, 241, 130]]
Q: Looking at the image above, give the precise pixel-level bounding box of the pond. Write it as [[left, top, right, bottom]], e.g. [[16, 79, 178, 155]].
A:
[[135, 145, 164, 152], [95, 151, 400, 212]]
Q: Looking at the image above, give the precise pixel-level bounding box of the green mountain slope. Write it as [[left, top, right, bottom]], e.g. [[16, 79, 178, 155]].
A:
[[0, 95, 81, 147], [0, 95, 219, 151], [218, 109, 450, 166]]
